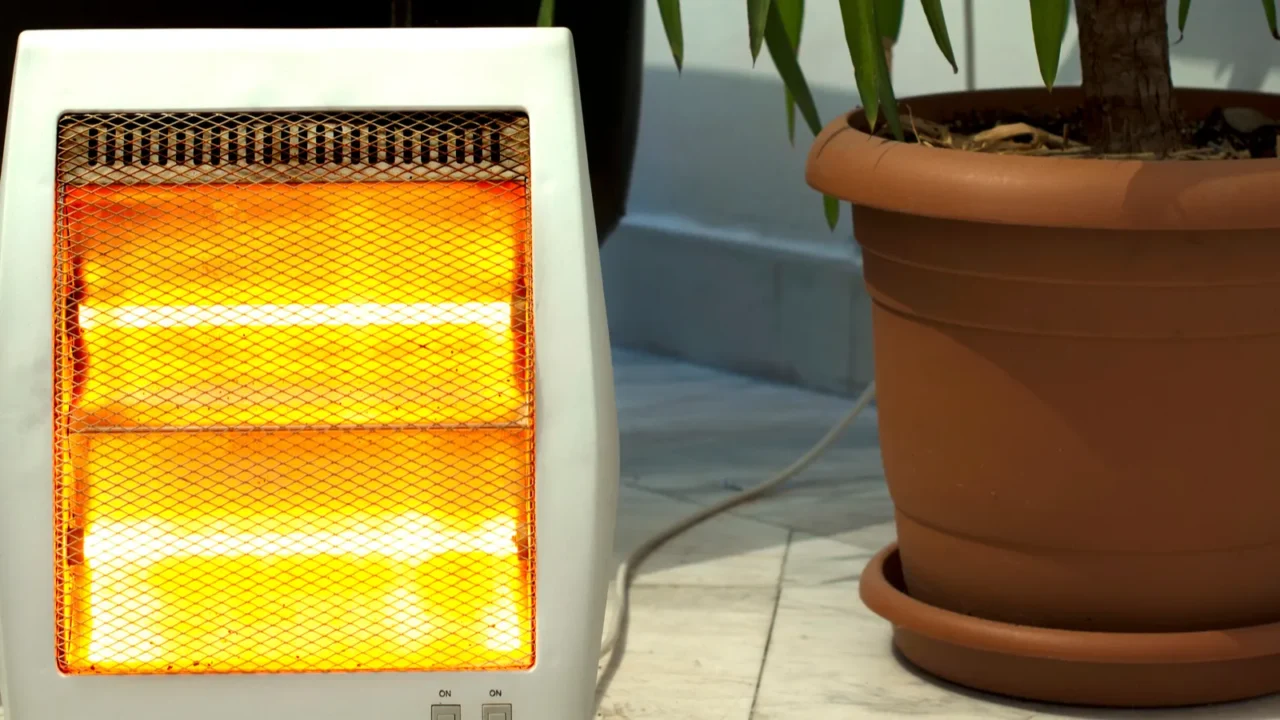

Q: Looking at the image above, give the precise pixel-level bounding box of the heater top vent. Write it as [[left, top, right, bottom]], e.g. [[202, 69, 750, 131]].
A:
[[58, 111, 531, 186]]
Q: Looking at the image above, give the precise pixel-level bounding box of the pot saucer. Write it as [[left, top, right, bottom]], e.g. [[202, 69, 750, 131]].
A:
[[861, 543, 1280, 707]]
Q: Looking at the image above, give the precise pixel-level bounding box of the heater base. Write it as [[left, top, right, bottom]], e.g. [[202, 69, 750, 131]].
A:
[[860, 544, 1280, 708]]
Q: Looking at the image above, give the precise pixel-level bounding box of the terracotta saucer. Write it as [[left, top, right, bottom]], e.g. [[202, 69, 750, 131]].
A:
[[860, 543, 1280, 708]]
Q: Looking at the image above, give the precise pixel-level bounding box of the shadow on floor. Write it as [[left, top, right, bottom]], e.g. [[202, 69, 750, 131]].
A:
[[612, 347, 890, 578]]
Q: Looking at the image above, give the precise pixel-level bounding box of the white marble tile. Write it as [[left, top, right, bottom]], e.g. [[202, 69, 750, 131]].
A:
[[613, 349, 876, 434], [627, 438, 883, 495], [782, 524, 896, 587], [753, 581, 1045, 720], [611, 349, 752, 421], [617, 361, 882, 500], [613, 346, 890, 548], [613, 485, 789, 587], [762, 568, 1280, 719], [663, 471, 892, 541], [596, 585, 776, 720]]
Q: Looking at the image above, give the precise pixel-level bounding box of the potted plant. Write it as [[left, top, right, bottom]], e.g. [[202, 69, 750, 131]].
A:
[[648, 0, 1280, 709], [1, 0, 642, 244]]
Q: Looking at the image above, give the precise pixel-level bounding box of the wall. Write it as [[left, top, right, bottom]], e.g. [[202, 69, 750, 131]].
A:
[[601, 0, 1280, 395]]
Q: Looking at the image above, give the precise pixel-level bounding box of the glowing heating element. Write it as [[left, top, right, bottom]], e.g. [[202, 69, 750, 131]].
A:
[[52, 111, 536, 675], [80, 302, 513, 330]]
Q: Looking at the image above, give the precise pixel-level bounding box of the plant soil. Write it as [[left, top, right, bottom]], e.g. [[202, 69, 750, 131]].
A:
[[869, 104, 1279, 160]]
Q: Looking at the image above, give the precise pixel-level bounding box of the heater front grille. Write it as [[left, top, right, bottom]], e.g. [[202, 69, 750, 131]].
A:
[[53, 111, 536, 675]]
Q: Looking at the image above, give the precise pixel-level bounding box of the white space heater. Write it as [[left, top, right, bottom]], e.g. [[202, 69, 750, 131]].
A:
[[0, 28, 618, 720]]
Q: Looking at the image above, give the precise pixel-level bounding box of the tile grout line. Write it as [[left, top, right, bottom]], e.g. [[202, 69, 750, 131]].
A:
[[747, 528, 793, 720]]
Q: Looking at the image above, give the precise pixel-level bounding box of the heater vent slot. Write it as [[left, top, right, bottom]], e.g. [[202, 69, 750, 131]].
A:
[[53, 110, 536, 676], [58, 111, 530, 185]]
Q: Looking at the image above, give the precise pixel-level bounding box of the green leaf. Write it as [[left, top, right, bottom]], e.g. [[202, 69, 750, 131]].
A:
[[875, 0, 905, 42], [838, 0, 879, 128], [1029, 0, 1070, 89], [658, 0, 685, 71], [874, 20, 903, 141], [919, 0, 959, 72], [1264, 0, 1280, 39], [823, 195, 840, 230], [1176, 0, 1191, 41], [749, 0, 775, 63], [536, 0, 555, 26], [777, 0, 805, 144], [764, 0, 822, 136]]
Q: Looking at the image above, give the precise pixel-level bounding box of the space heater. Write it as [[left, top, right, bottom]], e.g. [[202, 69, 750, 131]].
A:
[[0, 28, 618, 720]]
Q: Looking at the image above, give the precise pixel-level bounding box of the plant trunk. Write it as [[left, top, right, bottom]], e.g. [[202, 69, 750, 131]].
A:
[[1075, 0, 1182, 156]]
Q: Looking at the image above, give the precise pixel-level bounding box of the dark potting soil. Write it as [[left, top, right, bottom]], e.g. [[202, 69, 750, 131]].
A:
[[867, 104, 1279, 160]]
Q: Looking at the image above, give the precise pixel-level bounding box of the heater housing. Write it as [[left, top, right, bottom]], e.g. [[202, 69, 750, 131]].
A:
[[0, 28, 618, 720]]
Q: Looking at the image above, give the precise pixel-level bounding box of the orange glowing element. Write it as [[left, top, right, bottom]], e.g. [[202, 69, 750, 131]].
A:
[[55, 181, 535, 674]]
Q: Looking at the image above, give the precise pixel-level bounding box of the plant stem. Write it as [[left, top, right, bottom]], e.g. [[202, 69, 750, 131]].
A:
[[1075, 0, 1182, 156]]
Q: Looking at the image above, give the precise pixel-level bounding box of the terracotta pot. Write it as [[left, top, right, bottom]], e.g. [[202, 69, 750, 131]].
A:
[[807, 87, 1280, 707]]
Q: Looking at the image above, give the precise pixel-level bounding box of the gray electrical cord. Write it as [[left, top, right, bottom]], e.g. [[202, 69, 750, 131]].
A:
[[594, 381, 878, 710]]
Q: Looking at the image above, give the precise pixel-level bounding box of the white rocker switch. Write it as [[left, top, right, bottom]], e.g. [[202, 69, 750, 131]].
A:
[[431, 704, 462, 720], [482, 703, 513, 720]]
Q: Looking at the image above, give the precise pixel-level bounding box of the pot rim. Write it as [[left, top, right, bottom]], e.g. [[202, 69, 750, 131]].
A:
[[805, 87, 1280, 232], [860, 543, 1280, 665]]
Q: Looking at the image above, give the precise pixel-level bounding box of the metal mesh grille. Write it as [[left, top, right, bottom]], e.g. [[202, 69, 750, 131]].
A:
[[52, 111, 536, 675]]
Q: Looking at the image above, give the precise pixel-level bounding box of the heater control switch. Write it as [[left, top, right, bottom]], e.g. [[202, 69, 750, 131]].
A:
[[482, 703, 513, 720], [431, 705, 462, 720]]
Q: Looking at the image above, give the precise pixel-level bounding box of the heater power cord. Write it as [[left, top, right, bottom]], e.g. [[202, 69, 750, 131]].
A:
[[593, 381, 878, 707]]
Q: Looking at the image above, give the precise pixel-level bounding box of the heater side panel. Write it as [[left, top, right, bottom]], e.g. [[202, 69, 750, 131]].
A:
[[50, 110, 539, 676]]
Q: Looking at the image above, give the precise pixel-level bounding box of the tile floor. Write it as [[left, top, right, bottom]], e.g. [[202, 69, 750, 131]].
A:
[[599, 349, 1280, 720]]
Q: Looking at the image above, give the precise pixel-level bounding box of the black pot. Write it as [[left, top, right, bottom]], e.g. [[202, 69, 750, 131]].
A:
[[0, 0, 642, 244], [411, 1, 643, 242]]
